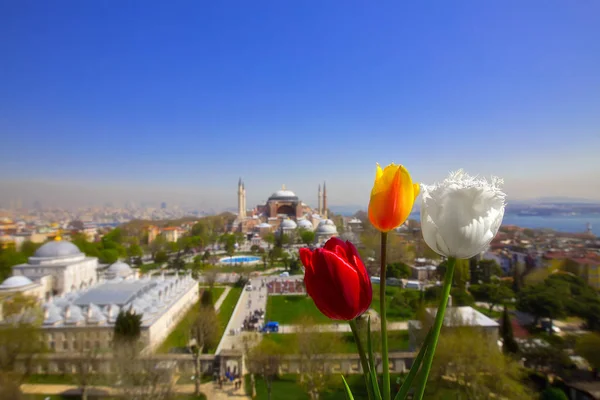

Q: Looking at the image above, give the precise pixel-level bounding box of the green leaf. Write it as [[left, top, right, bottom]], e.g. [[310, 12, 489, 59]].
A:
[[341, 375, 355, 400], [393, 330, 430, 400], [367, 317, 383, 400], [367, 316, 375, 370]]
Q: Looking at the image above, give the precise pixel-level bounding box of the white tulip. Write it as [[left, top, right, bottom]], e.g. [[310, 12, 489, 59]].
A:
[[420, 170, 506, 259]]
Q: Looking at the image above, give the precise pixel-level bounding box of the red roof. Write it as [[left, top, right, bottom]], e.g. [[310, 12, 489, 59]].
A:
[[511, 318, 529, 339]]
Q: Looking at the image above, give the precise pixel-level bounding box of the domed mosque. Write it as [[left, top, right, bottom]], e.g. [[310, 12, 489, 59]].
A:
[[3, 237, 99, 299], [233, 179, 331, 239]]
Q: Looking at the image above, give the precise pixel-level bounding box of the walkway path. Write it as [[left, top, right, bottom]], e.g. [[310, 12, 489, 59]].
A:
[[214, 286, 231, 311], [20, 382, 250, 399], [278, 321, 408, 334]]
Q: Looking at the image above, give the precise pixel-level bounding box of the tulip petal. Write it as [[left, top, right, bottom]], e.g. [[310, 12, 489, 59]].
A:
[[375, 163, 384, 183], [369, 164, 416, 232], [321, 250, 362, 319], [419, 170, 506, 258], [413, 183, 420, 199], [299, 248, 314, 272], [308, 250, 346, 319]]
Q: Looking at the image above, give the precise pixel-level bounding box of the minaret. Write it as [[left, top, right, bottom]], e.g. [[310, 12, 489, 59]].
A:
[[242, 182, 246, 218], [237, 178, 243, 218], [318, 184, 322, 215], [323, 181, 328, 218]]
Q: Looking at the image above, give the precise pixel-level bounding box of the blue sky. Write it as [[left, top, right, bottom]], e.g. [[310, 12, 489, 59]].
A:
[[1, 1, 599, 209]]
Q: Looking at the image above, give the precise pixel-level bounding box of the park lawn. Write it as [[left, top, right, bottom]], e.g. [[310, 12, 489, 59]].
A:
[[157, 286, 233, 353], [254, 374, 407, 400], [198, 286, 225, 306], [266, 295, 332, 324], [473, 305, 502, 320], [25, 374, 78, 384], [262, 331, 409, 354], [214, 287, 244, 348]]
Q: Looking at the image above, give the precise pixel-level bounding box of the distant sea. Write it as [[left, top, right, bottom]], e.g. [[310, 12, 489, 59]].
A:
[[408, 212, 600, 236]]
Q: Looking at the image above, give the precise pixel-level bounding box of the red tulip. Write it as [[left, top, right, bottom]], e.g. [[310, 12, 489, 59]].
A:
[[299, 237, 372, 320]]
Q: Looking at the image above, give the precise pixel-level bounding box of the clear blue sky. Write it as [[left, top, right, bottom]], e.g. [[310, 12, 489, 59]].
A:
[[1, 1, 599, 209]]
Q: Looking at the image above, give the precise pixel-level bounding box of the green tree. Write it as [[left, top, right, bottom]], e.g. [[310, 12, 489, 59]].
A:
[[386, 262, 411, 279], [113, 309, 142, 351], [99, 249, 119, 264], [300, 230, 315, 246], [575, 333, 600, 371], [0, 314, 45, 398], [250, 244, 260, 254], [540, 388, 568, 400], [127, 243, 143, 258], [500, 306, 519, 354], [148, 235, 167, 258], [19, 241, 41, 258], [154, 250, 168, 264], [427, 327, 533, 399], [470, 282, 514, 312], [280, 251, 290, 270], [247, 340, 284, 400], [517, 282, 566, 325], [263, 233, 276, 249], [0, 246, 27, 281], [450, 288, 475, 306]]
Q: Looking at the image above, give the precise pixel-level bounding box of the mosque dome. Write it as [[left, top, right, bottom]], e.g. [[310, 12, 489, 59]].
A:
[[105, 261, 133, 279], [280, 219, 298, 229], [269, 188, 299, 201], [34, 241, 82, 258], [298, 219, 314, 230], [0, 275, 34, 289], [316, 219, 338, 235]]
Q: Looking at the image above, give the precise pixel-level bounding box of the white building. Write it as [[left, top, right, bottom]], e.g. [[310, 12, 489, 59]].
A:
[[0, 275, 51, 302], [10, 240, 98, 297], [41, 271, 199, 353], [315, 219, 338, 243], [408, 306, 500, 350]]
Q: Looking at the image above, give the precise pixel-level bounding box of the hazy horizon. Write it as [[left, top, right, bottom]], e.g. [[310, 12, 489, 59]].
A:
[[2, 1, 599, 211]]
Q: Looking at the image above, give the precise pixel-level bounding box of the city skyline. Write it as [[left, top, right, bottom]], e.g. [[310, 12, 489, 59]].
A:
[[2, 1, 600, 209]]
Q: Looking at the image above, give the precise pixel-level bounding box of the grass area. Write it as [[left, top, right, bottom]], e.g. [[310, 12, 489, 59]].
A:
[[266, 295, 333, 324], [157, 286, 231, 353], [262, 331, 409, 354], [215, 286, 244, 347], [26, 374, 78, 384], [473, 305, 502, 320], [199, 286, 225, 306], [254, 373, 407, 400]]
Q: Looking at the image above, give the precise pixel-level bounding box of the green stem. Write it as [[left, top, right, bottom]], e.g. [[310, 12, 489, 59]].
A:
[[393, 329, 431, 400], [380, 231, 390, 400], [349, 319, 373, 400], [412, 257, 456, 400]]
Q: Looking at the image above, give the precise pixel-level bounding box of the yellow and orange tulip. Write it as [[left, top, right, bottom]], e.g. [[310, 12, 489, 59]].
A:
[[368, 163, 419, 232]]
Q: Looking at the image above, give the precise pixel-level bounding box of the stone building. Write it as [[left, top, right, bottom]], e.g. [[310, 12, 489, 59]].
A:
[[9, 239, 98, 297], [40, 271, 199, 354]]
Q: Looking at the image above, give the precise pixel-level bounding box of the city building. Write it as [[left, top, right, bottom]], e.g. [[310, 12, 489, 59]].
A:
[[9, 239, 98, 297], [408, 306, 499, 350], [161, 227, 181, 243], [315, 219, 339, 243], [232, 179, 330, 234], [0, 275, 51, 302], [40, 271, 199, 353]]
